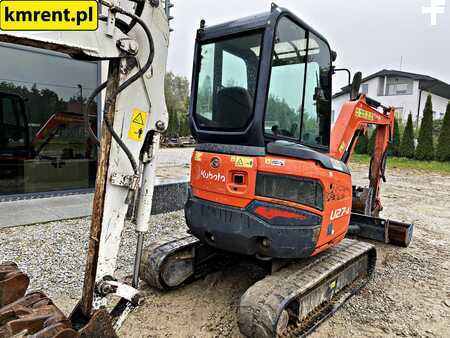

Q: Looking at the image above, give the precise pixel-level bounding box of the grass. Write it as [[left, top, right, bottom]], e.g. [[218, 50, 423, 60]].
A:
[[350, 154, 450, 176]]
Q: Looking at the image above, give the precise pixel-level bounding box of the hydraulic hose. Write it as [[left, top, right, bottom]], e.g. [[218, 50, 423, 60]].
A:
[[102, 0, 155, 96], [84, 81, 107, 147], [84, 0, 156, 175], [115, 0, 145, 34]]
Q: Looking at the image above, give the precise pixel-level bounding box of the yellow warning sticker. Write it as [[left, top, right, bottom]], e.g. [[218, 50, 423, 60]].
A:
[[128, 108, 148, 142], [355, 108, 374, 121], [231, 156, 254, 169], [194, 152, 203, 162], [330, 280, 337, 289], [339, 142, 346, 153]]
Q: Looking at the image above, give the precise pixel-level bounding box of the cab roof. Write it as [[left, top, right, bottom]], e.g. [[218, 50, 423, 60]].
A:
[[197, 4, 330, 48]]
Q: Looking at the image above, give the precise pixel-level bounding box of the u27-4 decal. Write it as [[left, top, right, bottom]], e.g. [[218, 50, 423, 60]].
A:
[[330, 207, 351, 221]]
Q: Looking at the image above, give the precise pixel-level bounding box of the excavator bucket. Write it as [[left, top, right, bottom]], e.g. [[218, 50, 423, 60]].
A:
[[0, 292, 77, 338], [0, 263, 117, 338], [0, 263, 29, 308]]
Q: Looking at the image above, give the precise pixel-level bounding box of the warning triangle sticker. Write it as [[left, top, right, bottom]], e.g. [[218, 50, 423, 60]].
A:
[[133, 113, 145, 125]]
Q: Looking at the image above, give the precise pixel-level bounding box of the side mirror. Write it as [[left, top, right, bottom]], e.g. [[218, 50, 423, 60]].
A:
[[350, 72, 362, 101]]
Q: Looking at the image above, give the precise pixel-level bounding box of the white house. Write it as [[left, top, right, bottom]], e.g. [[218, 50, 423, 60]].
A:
[[332, 69, 450, 126]]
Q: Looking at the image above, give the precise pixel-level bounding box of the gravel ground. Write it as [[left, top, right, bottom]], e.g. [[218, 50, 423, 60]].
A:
[[0, 211, 187, 314], [0, 147, 195, 312], [157, 147, 193, 180], [1, 151, 450, 337]]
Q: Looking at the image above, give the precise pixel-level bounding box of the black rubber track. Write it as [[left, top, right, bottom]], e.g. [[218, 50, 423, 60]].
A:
[[140, 236, 199, 290], [238, 239, 376, 338]]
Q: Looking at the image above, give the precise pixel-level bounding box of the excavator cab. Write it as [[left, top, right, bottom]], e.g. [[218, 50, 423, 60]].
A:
[[190, 4, 333, 150], [186, 5, 348, 259], [185, 5, 413, 260]]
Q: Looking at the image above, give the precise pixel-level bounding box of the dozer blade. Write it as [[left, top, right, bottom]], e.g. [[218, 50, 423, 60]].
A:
[[349, 213, 414, 247], [0, 263, 117, 338], [238, 239, 376, 338]]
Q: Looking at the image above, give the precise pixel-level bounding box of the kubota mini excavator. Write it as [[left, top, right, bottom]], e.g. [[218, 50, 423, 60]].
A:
[[140, 4, 414, 337], [0, 2, 413, 338]]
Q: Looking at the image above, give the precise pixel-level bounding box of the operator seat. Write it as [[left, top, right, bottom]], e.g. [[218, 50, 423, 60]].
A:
[[216, 87, 252, 129]]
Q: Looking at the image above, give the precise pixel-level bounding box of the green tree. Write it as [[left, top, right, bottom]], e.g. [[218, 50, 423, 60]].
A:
[[368, 129, 376, 156], [389, 118, 401, 157], [415, 94, 435, 160], [436, 102, 450, 161], [400, 113, 415, 158], [267, 96, 296, 127], [166, 110, 179, 138], [178, 112, 190, 137], [433, 119, 443, 139], [355, 132, 369, 154], [164, 72, 190, 137], [197, 75, 212, 112]]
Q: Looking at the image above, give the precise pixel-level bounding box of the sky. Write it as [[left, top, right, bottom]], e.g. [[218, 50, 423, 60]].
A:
[[166, 0, 450, 93]]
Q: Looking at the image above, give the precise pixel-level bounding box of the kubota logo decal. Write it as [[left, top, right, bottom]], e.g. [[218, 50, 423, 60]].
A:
[[200, 170, 226, 183], [330, 207, 351, 221]]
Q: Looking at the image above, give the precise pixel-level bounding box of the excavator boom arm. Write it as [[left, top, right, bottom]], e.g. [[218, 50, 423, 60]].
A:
[[0, 0, 171, 336], [330, 95, 395, 162], [331, 95, 396, 215]]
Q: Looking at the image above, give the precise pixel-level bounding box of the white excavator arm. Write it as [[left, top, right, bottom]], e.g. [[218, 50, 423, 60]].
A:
[[0, 0, 171, 332]]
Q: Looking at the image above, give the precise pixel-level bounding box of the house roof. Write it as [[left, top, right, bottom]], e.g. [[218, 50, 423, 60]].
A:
[[333, 69, 450, 100]]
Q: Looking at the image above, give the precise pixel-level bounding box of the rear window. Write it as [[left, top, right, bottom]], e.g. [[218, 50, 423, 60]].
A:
[[194, 32, 263, 131]]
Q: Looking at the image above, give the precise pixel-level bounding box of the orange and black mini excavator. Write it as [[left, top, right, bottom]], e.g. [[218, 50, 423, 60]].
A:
[[0, 3, 413, 338], [141, 4, 413, 337]]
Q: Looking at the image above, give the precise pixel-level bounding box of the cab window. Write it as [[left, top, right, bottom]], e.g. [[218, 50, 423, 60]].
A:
[[265, 17, 331, 149], [265, 18, 306, 139], [194, 32, 263, 130], [302, 33, 331, 148], [222, 50, 248, 88]]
